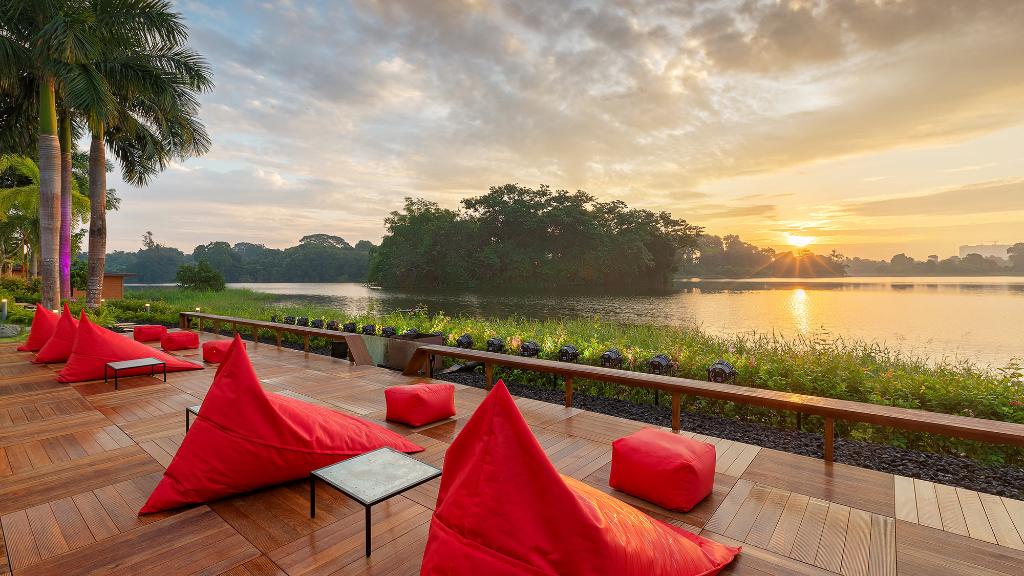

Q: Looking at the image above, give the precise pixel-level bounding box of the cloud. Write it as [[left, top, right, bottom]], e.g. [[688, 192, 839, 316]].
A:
[[847, 178, 1024, 217], [104, 0, 1024, 257]]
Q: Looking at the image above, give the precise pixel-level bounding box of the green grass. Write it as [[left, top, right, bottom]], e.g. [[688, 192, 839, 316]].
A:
[[12, 287, 1024, 465]]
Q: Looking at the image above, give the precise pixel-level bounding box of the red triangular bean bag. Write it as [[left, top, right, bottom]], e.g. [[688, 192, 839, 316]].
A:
[[139, 335, 424, 514], [420, 381, 740, 576], [17, 305, 58, 352], [33, 303, 79, 363], [57, 314, 203, 383]]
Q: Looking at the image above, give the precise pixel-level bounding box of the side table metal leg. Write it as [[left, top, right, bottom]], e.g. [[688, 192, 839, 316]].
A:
[[365, 505, 371, 557], [309, 476, 316, 518]]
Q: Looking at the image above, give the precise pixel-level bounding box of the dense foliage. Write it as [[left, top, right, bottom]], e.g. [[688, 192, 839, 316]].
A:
[[678, 234, 849, 278], [846, 245, 1024, 276], [68, 287, 1022, 467], [369, 185, 701, 290], [175, 260, 225, 291], [105, 233, 374, 283]]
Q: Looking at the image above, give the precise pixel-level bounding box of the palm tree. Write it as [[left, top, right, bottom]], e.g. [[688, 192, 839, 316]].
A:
[[78, 0, 212, 307], [0, 154, 91, 262], [0, 0, 111, 309]]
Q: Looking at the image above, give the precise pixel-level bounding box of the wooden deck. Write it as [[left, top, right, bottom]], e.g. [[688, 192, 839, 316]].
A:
[[0, 334, 1022, 575]]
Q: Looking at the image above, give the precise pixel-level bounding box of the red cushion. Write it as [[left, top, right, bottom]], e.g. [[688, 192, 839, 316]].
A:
[[17, 305, 58, 352], [33, 303, 79, 363], [161, 331, 199, 351], [610, 428, 716, 511], [133, 325, 168, 342], [57, 314, 203, 383], [140, 335, 424, 514], [202, 339, 242, 363], [385, 383, 456, 426], [421, 380, 739, 575]]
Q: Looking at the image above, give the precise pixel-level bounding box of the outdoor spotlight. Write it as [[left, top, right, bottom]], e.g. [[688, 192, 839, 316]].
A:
[[520, 341, 541, 357], [707, 360, 738, 384], [144, 303, 150, 312], [343, 322, 357, 333], [283, 316, 296, 325], [647, 354, 674, 375], [600, 348, 624, 369], [296, 317, 309, 327], [311, 319, 325, 329], [1, 298, 7, 323], [362, 324, 377, 335], [400, 328, 419, 338], [486, 337, 505, 353], [382, 326, 398, 337], [456, 333, 474, 349], [326, 320, 339, 331], [270, 314, 278, 323], [193, 306, 199, 312], [559, 344, 580, 363]]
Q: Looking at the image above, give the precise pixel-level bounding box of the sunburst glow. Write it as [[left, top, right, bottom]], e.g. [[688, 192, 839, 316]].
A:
[[786, 234, 816, 248]]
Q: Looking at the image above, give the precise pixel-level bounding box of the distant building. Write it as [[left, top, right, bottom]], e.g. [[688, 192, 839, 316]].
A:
[[958, 244, 1010, 259]]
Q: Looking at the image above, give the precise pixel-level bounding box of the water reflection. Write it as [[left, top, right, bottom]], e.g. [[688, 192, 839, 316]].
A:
[[178, 277, 1024, 367]]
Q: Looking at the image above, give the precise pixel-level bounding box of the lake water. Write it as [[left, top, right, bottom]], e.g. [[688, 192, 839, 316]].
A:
[[222, 277, 1024, 368]]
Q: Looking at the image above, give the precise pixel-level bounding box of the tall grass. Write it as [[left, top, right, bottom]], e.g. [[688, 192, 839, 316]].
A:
[[90, 288, 1023, 464]]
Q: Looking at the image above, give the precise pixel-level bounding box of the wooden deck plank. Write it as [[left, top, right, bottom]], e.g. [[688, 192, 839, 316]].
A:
[[934, 483, 969, 537], [978, 492, 1024, 550], [868, 514, 896, 576], [746, 488, 790, 548], [704, 479, 754, 534], [1001, 497, 1024, 543], [814, 502, 851, 572], [841, 507, 872, 576], [767, 492, 810, 556], [956, 487, 997, 544], [723, 483, 771, 540], [893, 475, 918, 524], [912, 479, 943, 530], [791, 497, 830, 565], [896, 519, 1024, 576], [0, 510, 39, 571]]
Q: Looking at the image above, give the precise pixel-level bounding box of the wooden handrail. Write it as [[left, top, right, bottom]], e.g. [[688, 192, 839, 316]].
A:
[[180, 311, 368, 360], [403, 344, 1024, 463]]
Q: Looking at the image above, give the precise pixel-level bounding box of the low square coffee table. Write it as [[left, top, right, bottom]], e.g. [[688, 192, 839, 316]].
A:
[[309, 447, 441, 557], [104, 357, 166, 390], [185, 404, 200, 431]]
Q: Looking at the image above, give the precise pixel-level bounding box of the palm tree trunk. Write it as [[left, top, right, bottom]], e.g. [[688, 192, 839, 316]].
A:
[[59, 113, 73, 300], [86, 124, 107, 308], [37, 78, 61, 310]]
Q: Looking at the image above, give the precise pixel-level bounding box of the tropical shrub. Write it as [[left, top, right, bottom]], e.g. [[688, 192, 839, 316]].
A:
[[175, 260, 225, 291]]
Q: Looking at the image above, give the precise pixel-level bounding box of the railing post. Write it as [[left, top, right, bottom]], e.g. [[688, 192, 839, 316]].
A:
[[484, 362, 494, 390], [253, 326, 258, 348], [275, 330, 281, 349], [797, 412, 803, 431], [179, 313, 189, 330], [564, 375, 573, 408], [303, 334, 310, 358], [824, 417, 835, 463], [671, 392, 681, 432], [198, 317, 203, 333]]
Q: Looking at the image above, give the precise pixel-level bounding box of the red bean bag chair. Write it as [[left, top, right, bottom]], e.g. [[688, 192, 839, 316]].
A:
[[133, 324, 168, 342], [385, 383, 456, 426], [202, 339, 243, 363], [33, 303, 79, 363], [610, 428, 716, 511], [17, 305, 58, 352], [57, 314, 203, 383], [140, 335, 424, 514], [161, 330, 199, 351], [421, 381, 740, 576]]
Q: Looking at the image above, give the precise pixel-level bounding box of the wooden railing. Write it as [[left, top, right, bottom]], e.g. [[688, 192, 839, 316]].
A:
[[178, 312, 1024, 464], [403, 344, 1024, 463]]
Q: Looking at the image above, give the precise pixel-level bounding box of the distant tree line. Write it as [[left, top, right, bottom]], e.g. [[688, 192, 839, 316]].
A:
[[101, 232, 374, 284], [368, 184, 701, 290], [677, 234, 849, 278], [845, 244, 1024, 276]]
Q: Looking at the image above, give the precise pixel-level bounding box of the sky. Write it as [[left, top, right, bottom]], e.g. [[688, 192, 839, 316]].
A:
[[104, 0, 1024, 260]]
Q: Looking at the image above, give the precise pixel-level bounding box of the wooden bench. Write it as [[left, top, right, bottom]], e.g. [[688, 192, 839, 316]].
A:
[[402, 344, 1024, 463]]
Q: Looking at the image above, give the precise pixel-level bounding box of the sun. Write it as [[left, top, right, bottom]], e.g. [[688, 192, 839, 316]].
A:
[[785, 233, 815, 248]]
